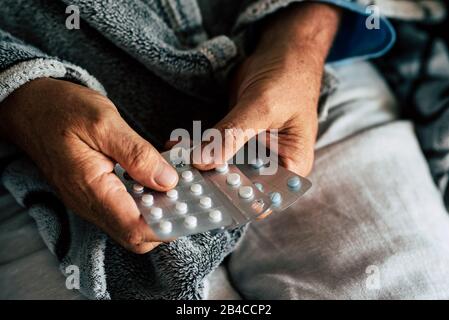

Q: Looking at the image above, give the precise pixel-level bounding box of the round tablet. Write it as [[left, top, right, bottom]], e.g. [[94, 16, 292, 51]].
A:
[[175, 202, 188, 214], [184, 216, 197, 229], [166, 189, 178, 200], [150, 207, 163, 219], [239, 186, 254, 199], [208, 210, 222, 223], [269, 192, 282, 205], [181, 170, 193, 182], [287, 176, 301, 189], [190, 183, 202, 195], [226, 173, 241, 186], [254, 182, 264, 192], [132, 184, 144, 194], [250, 158, 265, 169], [215, 163, 229, 173], [199, 196, 212, 208], [159, 220, 172, 234], [141, 194, 154, 207]]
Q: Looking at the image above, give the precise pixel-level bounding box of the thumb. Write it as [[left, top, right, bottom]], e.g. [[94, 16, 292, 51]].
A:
[[101, 121, 178, 191], [194, 103, 272, 171]]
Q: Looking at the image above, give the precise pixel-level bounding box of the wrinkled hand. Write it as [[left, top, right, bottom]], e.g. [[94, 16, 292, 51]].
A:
[[0, 78, 179, 253], [196, 3, 341, 176]]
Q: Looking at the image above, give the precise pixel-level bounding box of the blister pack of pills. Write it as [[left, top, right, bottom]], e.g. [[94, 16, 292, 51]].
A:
[[234, 142, 312, 212], [237, 160, 312, 212], [115, 147, 311, 240], [115, 163, 233, 240]]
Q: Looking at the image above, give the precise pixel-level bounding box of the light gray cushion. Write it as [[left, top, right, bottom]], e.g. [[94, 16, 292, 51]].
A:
[[228, 121, 449, 299]]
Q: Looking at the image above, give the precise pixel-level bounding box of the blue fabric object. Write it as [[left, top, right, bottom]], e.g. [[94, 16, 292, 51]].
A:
[[318, 0, 396, 64]]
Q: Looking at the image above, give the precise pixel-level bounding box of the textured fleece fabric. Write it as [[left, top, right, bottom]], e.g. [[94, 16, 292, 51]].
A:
[[0, 0, 445, 299]]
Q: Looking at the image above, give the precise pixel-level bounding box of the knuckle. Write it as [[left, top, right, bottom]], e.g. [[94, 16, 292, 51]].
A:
[[85, 104, 118, 138], [90, 110, 114, 135], [122, 229, 144, 248], [126, 142, 156, 173], [282, 144, 315, 176]]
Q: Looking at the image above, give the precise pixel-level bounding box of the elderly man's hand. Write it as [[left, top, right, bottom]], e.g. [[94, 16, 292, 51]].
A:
[[196, 3, 341, 176], [0, 78, 178, 253]]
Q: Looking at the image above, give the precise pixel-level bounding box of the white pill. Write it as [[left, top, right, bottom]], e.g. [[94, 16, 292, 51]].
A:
[[175, 202, 188, 214], [132, 183, 144, 194], [238, 186, 254, 199], [215, 163, 229, 173], [226, 173, 241, 186], [190, 183, 202, 195], [199, 196, 212, 208], [159, 220, 172, 234], [141, 194, 154, 206], [208, 210, 222, 223], [184, 216, 197, 229], [166, 189, 178, 200], [181, 170, 194, 182], [150, 207, 163, 219]]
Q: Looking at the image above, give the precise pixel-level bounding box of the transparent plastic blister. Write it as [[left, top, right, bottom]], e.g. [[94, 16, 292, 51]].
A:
[[115, 162, 235, 240], [202, 162, 274, 222], [115, 147, 312, 240], [237, 150, 312, 212]]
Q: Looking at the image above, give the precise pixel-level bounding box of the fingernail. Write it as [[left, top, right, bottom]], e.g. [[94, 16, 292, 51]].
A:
[[155, 163, 178, 187]]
